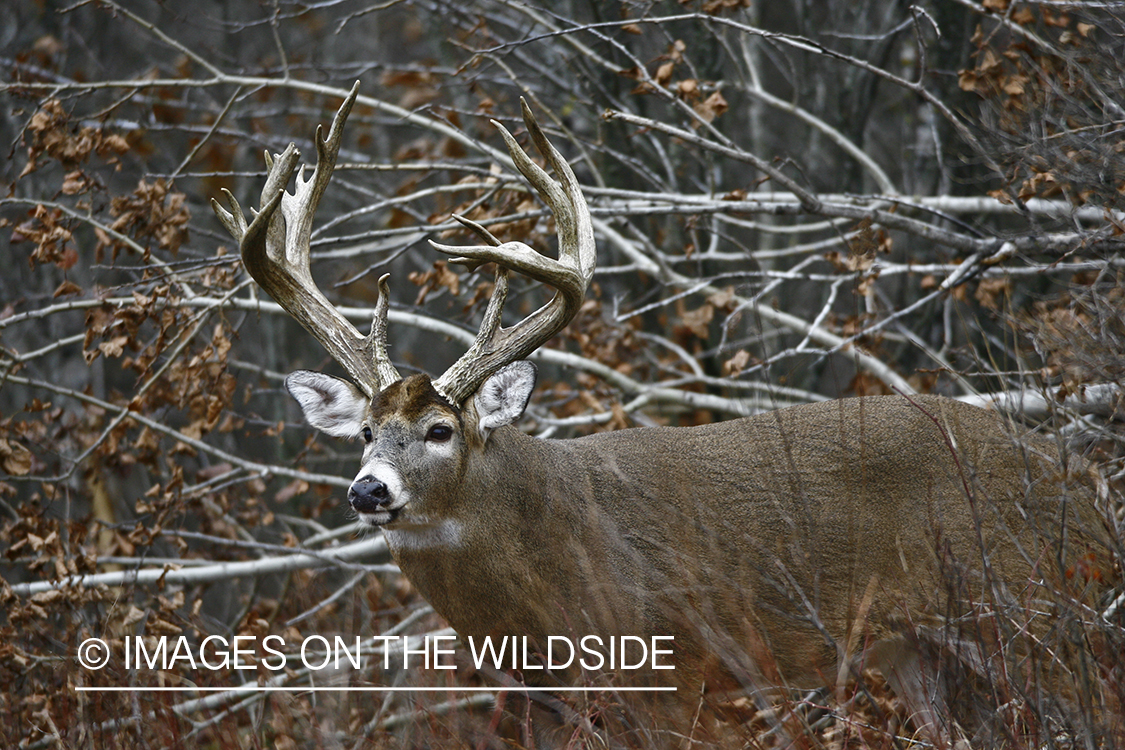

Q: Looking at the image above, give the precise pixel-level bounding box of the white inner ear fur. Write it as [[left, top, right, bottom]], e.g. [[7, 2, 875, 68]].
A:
[[474, 361, 536, 437], [285, 370, 368, 439]]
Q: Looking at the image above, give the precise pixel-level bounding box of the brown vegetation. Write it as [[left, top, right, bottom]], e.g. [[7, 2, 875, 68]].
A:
[[0, 1, 1122, 747]]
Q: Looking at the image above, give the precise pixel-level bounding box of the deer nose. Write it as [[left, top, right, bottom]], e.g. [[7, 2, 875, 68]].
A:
[[349, 476, 390, 513]]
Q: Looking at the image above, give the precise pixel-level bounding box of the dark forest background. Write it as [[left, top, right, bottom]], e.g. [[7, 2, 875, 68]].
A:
[[1, 1, 1123, 747]]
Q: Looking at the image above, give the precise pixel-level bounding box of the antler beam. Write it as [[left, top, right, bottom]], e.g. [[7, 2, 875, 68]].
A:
[[211, 82, 400, 398], [430, 99, 596, 405]]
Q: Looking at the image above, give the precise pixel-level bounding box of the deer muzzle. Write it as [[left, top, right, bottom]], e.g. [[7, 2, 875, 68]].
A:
[[349, 476, 393, 519]]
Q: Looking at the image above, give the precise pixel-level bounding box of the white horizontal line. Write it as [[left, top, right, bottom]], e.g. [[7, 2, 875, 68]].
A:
[[76, 686, 676, 693]]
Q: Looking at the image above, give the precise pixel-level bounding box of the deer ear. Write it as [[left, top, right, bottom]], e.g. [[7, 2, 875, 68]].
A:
[[286, 370, 369, 439], [474, 361, 536, 438]]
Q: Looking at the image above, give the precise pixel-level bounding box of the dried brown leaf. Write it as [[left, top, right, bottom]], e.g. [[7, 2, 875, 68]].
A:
[[678, 302, 714, 339], [52, 280, 82, 298], [723, 349, 752, 377], [0, 440, 32, 476], [692, 91, 728, 124]]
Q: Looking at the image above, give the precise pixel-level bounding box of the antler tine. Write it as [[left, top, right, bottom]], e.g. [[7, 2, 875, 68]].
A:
[[430, 99, 596, 406], [370, 273, 401, 389], [211, 82, 400, 398]]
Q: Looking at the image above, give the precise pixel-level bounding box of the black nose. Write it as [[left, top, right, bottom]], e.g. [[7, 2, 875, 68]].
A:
[[349, 476, 390, 513]]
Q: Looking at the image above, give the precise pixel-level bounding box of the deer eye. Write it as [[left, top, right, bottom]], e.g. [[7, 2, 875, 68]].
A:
[[362, 426, 373, 443], [426, 424, 453, 443]]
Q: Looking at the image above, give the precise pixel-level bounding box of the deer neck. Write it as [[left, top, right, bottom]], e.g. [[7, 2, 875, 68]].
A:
[[382, 426, 643, 641]]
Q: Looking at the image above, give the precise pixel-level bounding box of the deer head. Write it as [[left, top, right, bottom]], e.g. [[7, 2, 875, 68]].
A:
[[212, 84, 594, 531]]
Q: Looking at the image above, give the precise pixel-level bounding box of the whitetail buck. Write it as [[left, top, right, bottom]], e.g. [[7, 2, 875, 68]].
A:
[[214, 85, 1119, 745]]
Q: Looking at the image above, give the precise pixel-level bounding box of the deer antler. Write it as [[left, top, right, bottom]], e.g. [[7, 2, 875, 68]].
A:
[[213, 89, 592, 406], [210, 82, 400, 398], [429, 99, 596, 405]]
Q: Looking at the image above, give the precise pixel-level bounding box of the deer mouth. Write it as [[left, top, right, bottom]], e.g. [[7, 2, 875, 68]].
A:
[[357, 507, 399, 527]]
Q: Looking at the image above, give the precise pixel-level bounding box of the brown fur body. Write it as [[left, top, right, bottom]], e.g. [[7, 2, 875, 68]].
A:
[[371, 377, 1114, 705]]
